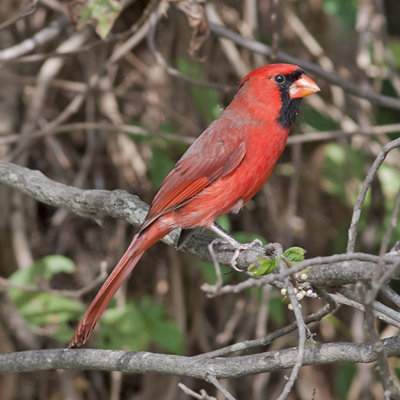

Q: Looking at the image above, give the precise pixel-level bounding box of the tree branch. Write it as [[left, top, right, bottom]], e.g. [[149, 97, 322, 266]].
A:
[[209, 23, 400, 111], [1, 336, 400, 376], [1, 161, 399, 283]]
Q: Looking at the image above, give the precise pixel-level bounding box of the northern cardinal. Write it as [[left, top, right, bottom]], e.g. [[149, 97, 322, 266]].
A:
[[69, 63, 319, 347]]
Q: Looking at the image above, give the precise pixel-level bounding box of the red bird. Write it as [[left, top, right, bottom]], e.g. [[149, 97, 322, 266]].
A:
[[69, 63, 319, 347]]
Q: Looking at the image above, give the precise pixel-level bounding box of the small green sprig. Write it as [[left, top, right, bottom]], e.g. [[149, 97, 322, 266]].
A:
[[248, 246, 306, 276]]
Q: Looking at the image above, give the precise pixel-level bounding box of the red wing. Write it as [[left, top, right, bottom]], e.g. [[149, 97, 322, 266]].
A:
[[141, 126, 246, 230]]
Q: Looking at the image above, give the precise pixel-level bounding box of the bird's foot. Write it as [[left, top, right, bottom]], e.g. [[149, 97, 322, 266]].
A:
[[229, 238, 263, 270], [208, 223, 263, 271]]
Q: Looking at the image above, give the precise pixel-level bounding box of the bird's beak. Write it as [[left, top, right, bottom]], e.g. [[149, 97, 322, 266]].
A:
[[289, 75, 320, 99]]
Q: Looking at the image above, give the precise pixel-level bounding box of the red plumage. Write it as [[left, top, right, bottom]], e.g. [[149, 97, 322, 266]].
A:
[[69, 63, 319, 347]]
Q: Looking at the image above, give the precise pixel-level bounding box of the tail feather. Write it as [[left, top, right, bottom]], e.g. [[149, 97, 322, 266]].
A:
[[69, 223, 170, 348]]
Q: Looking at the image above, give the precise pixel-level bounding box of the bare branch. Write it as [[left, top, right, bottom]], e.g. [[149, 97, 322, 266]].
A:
[[1, 160, 399, 281], [276, 245, 306, 400], [209, 23, 400, 110], [1, 337, 400, 376], [347, 137, 400, 253], [0, 17, 68, 61], [196, 296, 337, 359]]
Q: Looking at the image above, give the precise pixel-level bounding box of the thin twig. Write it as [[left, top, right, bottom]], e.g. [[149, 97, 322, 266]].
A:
[[275, 245, 306, 400], [337, 287, 400, 328], [361, 274, 400, 400], [381, 286, 400, 309], [347, 137, 400, 253], [0, 0, 37, 31], [0, 17, 68, 61], [207, 375, 237, 400], [195, 298, 337, 359], [204, 252, 399, 296], [287, 123, 400, 145], [379, 187, 400, 257], [178, 383, 216, 400], [0, 121, 195, 147], [148, 4, 232, 91], [0, 262, 108, 300], [270, 0, 280, 61], [205, 4, 250, 78], [209, 23, 400, 110]]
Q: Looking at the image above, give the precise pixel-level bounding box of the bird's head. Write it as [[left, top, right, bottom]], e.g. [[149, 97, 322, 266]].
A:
[[237, 63, 320, 128]]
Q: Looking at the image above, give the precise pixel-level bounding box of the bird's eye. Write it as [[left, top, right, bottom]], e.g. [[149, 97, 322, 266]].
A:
[[274, 74, 285, 84]]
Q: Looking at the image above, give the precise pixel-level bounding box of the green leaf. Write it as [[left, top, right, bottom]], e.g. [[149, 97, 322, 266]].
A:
[[97, 297, 183, 354], [98, 301, 150, 350], [197, 260, 233, 285], [177, 59, 221, 125], [248, 257, 278, 277], [231, 231, 266, 245], [140, 297, 183, 354], [149, 145, 175, 189], [301, 107, 339, 132], [268, 296, 285, 326], [78, 0, 122, 38], [215, 215, 231, 232], [283, 247, 306, 264], [322, 0, 357, 31], [7, 290, 83, 342], [322, 142, 365, 205], [389, 39, 400, 70], [7, 255, 83, 342], [335, 362, 356, 400], [9, 255, 75, 286], [8, 255, 76, 308], [34, 255, 76, 279]]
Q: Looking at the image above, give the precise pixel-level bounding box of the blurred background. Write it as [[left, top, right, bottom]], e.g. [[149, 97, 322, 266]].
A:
[[0, 0, 400, 399]]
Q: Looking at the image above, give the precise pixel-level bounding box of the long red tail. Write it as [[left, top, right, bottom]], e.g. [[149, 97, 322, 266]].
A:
[[69, 222, 171, 347]]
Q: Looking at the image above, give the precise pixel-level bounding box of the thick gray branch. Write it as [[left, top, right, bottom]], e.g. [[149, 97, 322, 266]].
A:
[[1, 335, 400, 377], [1, 161, 399, 286], [0, 161, 263, 268]]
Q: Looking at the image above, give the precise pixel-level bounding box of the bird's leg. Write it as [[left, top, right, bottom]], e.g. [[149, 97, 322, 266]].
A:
[[210, 222, 263, 248], [209, 223, 263, 269]]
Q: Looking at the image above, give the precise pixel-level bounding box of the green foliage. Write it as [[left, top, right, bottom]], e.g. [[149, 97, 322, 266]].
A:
[[301, 107, 340, 132], [395, 366, 400, 382], [177, 59, 222, 125], [388, 40, 400, 70], [248, 246, 306, 276], [149, 143, 175, 189], [123, 122, 154, 144], [322, 143, 365, 205], [335, 362, 357, 399], [249, 257, 279, 277], [253, 287, 286, 326], [78, 0, 122, 38], [283, 246, 306, 263], [8, 255, 83, 342], [202, 216, 267, 282], [97, 297, 183, 354], [324, 314, 352, 338], [323, 142, 400, 250], [322, 0, 357, 31], [268, 295, 285, 326], [332, 224, 351, 254], [8, 256, 183, 351], [123, 121, 187, 190], [197, 260, 233, 285], [215, 215, 232, 232], [216, 215, 266, 245]]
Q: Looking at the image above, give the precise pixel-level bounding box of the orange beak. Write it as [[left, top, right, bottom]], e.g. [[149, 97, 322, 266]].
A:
[[289, 75, 320, 99]]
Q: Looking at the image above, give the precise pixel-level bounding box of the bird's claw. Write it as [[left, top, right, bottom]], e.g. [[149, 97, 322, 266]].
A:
[[235, 238, 263, 251], [229, 238, 263, 271]]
